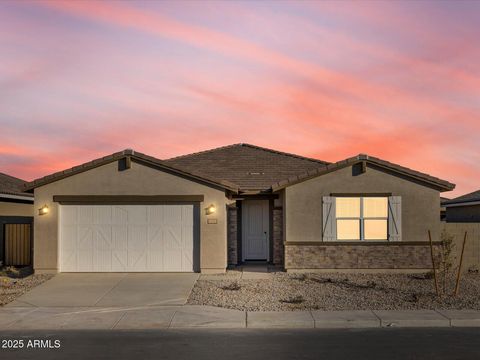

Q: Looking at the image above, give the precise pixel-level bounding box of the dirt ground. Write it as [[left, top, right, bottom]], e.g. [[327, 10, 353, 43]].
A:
[[188, 272, 480, 311], [0, 267, 53, 306]]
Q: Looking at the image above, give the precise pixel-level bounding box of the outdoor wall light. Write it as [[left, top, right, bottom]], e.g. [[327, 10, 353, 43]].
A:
[[206, 204, 216, 215], [38, 205, 49, 216]]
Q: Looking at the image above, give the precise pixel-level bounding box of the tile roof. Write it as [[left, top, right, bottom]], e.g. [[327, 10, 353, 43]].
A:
[[443, 189, 480, 206], [24, 149, 239, 192], [164, 143, 329, 191], [24, 144, 455, 194], [0, 172, 33, 198], [270, 154, 455, 192]]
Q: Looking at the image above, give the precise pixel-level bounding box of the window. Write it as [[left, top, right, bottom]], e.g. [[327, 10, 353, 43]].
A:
[[335, 197, 388, 241]]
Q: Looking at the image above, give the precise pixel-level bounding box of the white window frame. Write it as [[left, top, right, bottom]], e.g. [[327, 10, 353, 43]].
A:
[[335, 196, 388, 241]]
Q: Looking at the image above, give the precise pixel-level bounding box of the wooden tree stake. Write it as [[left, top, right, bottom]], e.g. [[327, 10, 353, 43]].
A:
[[454, 231, 468, 297], [428, 230, 440, 296]]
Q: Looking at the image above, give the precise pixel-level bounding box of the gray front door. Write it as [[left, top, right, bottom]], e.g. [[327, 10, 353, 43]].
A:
[[242, 200, 269, 261]]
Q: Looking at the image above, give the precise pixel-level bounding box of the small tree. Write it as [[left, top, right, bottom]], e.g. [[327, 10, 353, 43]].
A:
[[439, 230, 456, 294]]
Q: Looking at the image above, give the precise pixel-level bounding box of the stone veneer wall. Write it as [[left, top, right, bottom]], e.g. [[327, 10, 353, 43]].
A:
[[273, 207, 284, 265], [227, 205, 238, 265], [284, 243, 442, 270]]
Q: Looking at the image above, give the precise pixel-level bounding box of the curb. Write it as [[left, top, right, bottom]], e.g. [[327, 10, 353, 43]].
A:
[[1, 307, 479, 330]]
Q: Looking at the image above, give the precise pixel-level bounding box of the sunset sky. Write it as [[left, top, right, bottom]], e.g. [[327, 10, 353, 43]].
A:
[[1, 0, 479, 197]]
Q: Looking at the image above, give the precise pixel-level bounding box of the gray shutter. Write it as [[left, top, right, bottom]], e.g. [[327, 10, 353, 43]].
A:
[[322, 196, 336, 241], [388, 196, 402, 241]]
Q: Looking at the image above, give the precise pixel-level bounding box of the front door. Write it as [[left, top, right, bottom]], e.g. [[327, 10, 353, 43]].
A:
[[242, 200, 269, 261]]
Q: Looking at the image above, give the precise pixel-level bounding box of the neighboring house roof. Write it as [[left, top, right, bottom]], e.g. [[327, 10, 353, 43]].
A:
[[443, 190, 480, 206], [164, 143, 330, 192], [270, 154, 455, 192], [0, 172, 34, 199], [24, 149, 239, 193], [24, 145, 455, 194]]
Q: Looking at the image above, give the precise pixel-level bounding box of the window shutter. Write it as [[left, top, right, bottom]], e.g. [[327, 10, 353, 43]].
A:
[[388, 196, 402, 241], [322, 196, 336, 241]]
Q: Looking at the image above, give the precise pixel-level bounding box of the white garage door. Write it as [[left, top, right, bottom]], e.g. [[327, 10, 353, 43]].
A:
[[59, 205, 195, 272]]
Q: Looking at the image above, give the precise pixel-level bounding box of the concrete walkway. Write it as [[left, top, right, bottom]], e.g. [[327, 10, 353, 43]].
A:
[[1, 306, 479, 330]]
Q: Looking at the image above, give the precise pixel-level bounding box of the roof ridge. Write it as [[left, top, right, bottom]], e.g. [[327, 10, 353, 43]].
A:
[[239, 143, 330, 165], [443, 189, 480, 204], [164, 143, 244, 161], [165, 143, 330, 165]]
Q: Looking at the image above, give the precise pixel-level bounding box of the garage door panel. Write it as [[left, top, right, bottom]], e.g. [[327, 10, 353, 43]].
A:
[[147, 251, 164, 270], [78, 226, 94, 249], [148, 226, 163, 250], [128, 225, 147, 250], [165, 227, 182, 249], [183, 252, 193, 271], [77, 207, 94, 225], [127, 206, 148, 225], [182, 225, 194, 249], [164, 250, 183, 272], [60, 204, 196, 272], [94, 206, 112, 225], [128, 250, 147, 271], [164, 206, 183, 225], [77, 250, 94, 271], [112, 251, 127, 271], [148, 206, 165, 225], [112, 206, 128, 225], [94, 250, 112, 271], [95, 226, 112, 250], [182, 206, 194, 226]]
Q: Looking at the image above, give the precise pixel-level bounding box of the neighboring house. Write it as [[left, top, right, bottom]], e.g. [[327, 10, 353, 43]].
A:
[[24, 144, 455, 274], [0, 172, 34, 266], [0, 172, 34, 217], [440, 197, 449, 221], [443, 190, 480, 223]]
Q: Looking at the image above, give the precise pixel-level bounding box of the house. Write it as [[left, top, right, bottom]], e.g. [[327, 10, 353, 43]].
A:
[[0, 172, 34, 266], [442, 190, 480, 223], [0, 172, 34, 217], [440, 197, 449, 221], [24, 144, 455, 274]]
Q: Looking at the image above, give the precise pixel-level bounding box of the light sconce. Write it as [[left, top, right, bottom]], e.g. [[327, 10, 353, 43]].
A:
[[38, 205, 49, 216], [205, 204, 216, 215]]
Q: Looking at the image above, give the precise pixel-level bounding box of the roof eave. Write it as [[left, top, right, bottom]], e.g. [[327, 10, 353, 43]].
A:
[[24, 151, 240, 194], [271, 158, 455, 192], [444, 200, 480, 207]]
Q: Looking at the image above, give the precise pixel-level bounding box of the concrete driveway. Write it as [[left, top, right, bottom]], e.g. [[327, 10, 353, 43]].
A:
[[7, 273, 199, 308]]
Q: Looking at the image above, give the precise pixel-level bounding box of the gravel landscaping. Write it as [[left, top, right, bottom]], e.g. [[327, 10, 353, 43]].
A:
[[188, 272, 480, 311], [0, 267, 53, 306]]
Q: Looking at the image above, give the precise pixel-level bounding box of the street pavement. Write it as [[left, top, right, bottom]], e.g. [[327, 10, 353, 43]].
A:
[[0, 328, 479, 360]]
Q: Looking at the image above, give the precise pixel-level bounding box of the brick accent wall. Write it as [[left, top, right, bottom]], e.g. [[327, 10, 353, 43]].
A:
[[227, 206, 238, 265], [273, 207, 284, 265], [284, 243, 442, 269]]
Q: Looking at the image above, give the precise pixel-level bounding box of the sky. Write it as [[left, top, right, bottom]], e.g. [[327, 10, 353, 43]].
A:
[[0, 0, 479, 197]]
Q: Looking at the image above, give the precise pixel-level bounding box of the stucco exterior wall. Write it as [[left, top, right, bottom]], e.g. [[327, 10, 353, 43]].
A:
[[285, 164, 442, 243], [442, 222, 480, 272], [0, 201, 33, 217], [33, 160, 230, 273], [445, 205, 480, 223]]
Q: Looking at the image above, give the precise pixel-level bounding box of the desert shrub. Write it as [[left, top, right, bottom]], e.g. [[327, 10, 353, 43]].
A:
[[438, 230, 456, 294], [221, 281, 241, 291], [280, 295, 304, 304]]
